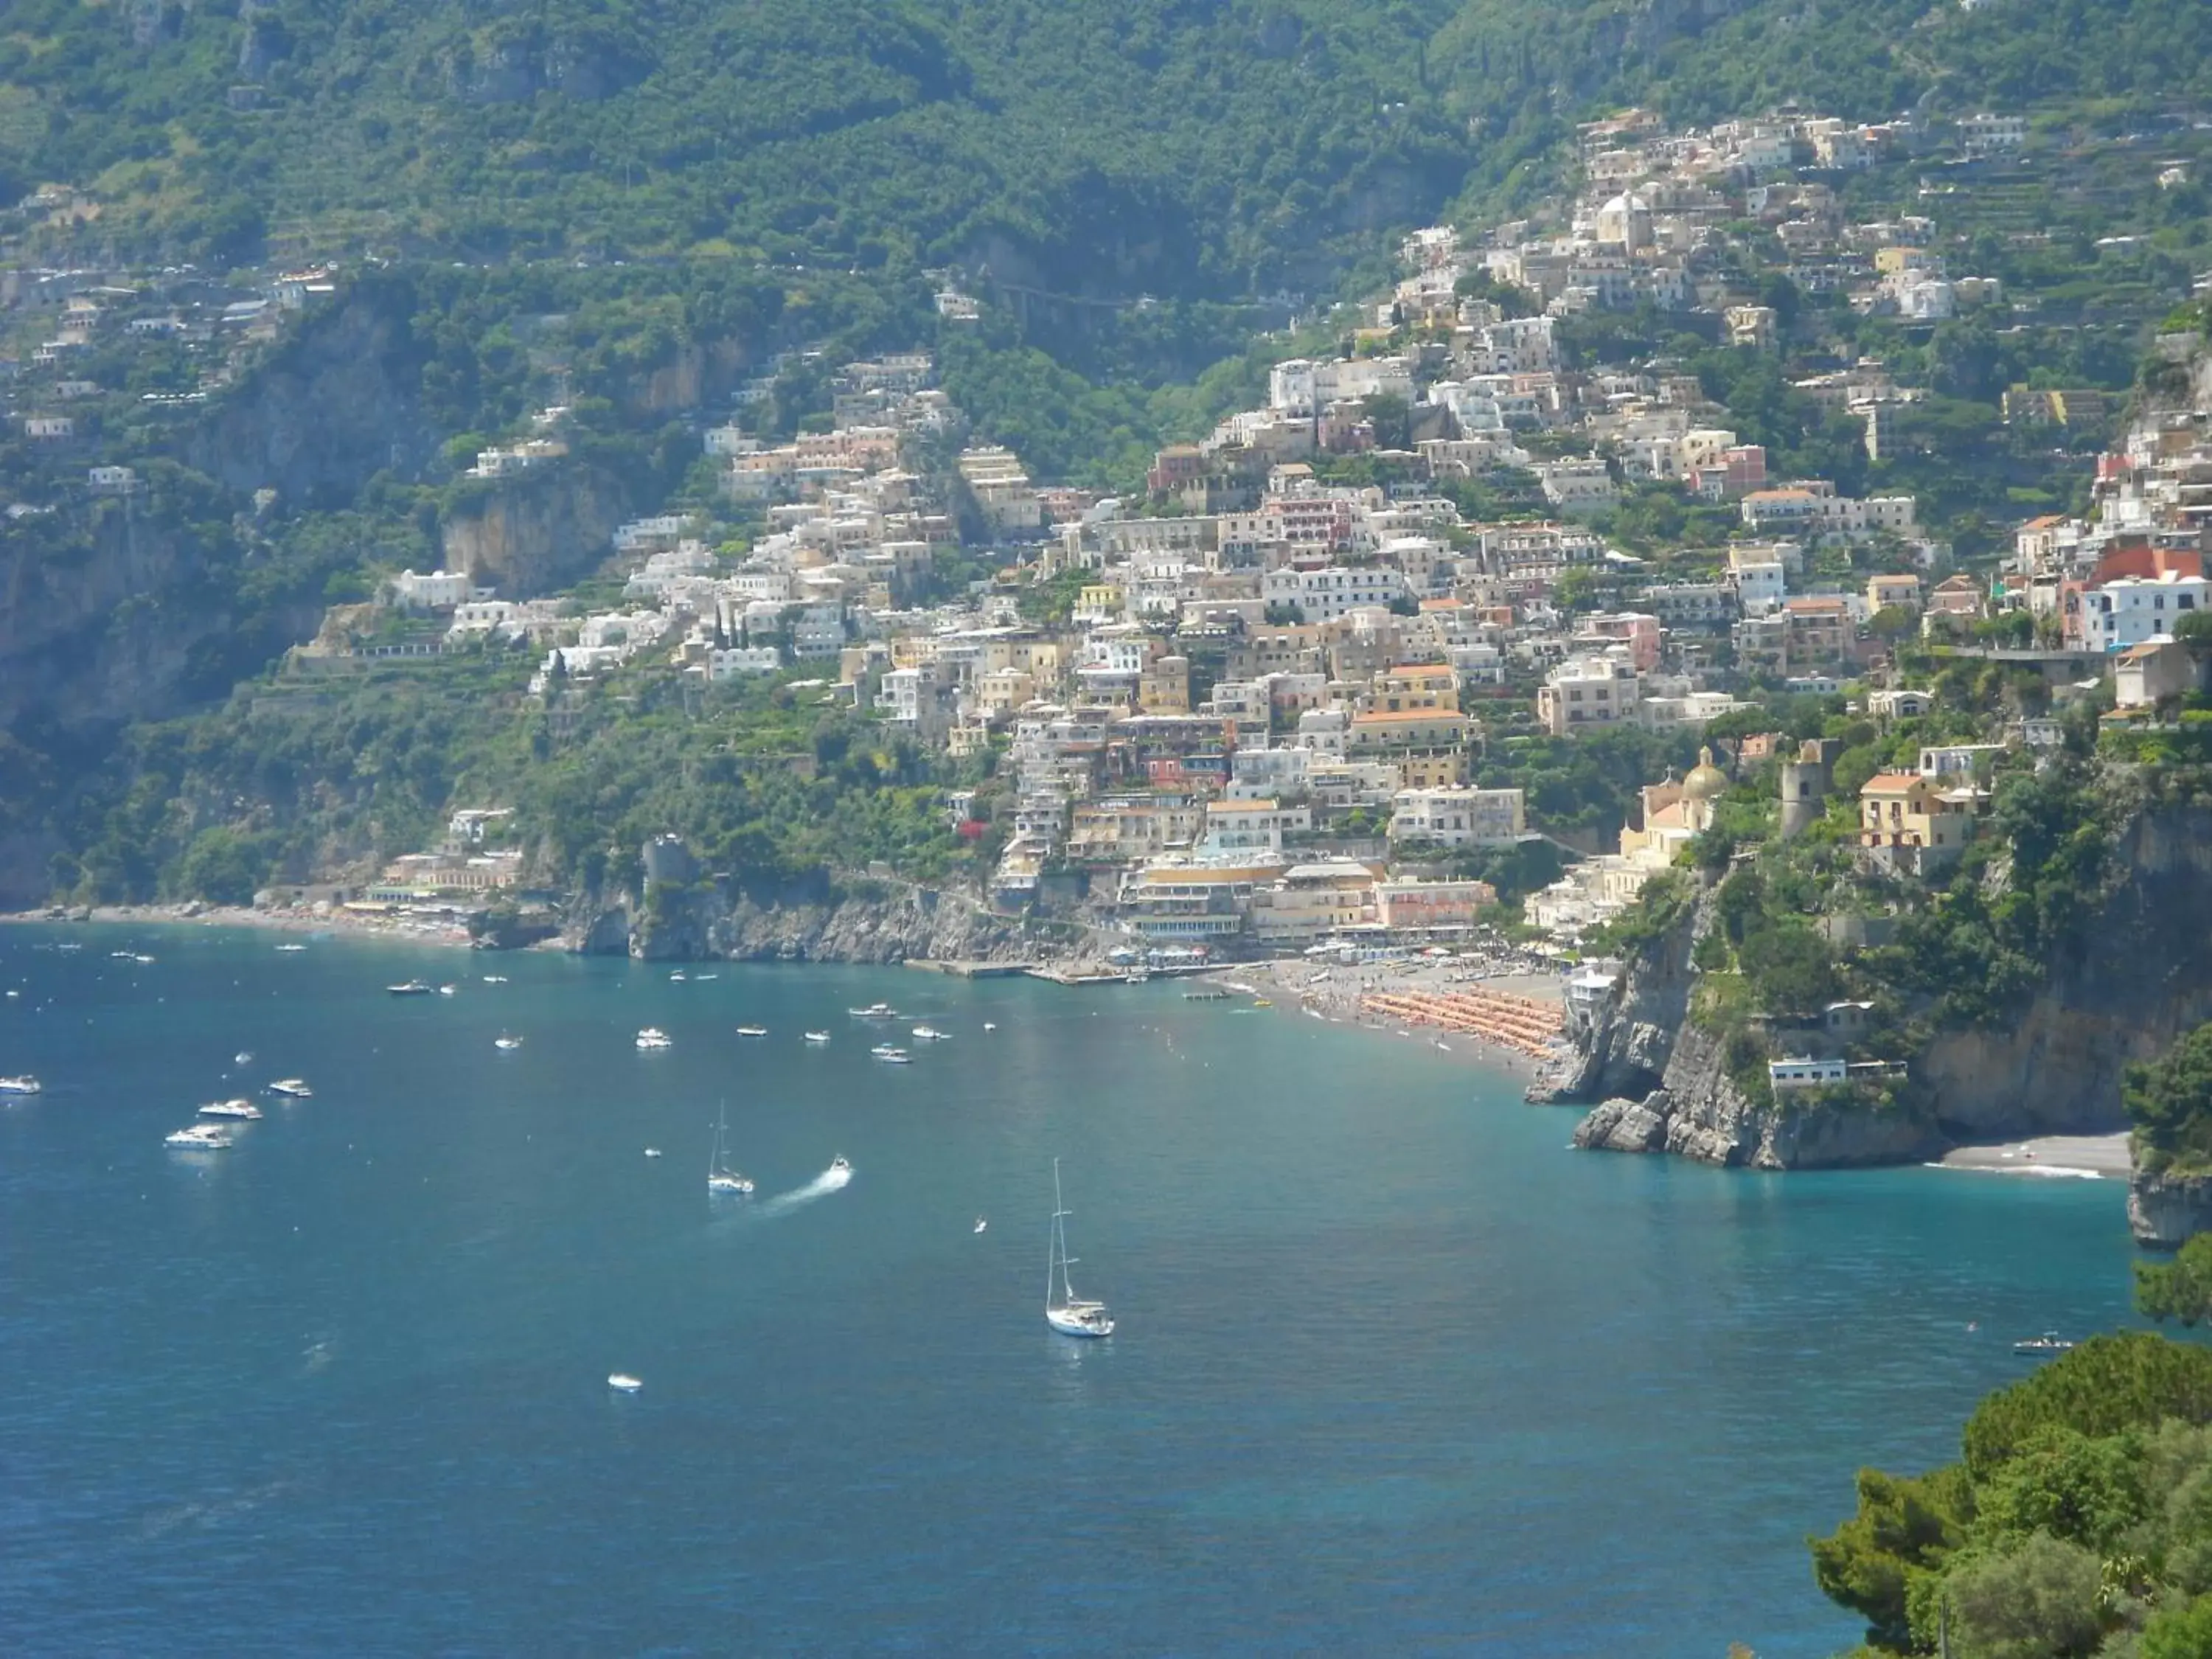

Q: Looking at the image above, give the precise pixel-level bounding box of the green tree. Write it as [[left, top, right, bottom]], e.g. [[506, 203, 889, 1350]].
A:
[[1938, 1531, 2104, 1659], [2128, 1023, 2212, 1175], [2140, 1234, 2212, 1328]]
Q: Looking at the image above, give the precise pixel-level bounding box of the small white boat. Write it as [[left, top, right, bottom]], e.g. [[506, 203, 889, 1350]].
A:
[[134, 954, 156, 965], [803, 1031, 831, 1045], [983, 1022, 998, 1032], [669, 971, 687, 982], [871, 1044, 911, 1064], [494, 1035, 523, 1051], [2014, 1332, 2076, 1357], [707, 1103, 754, 1195], [735, 1026, 768, 1039], [386, 981, 433, 996], [0, 1075, 42, 1095], [234, 1051, 254, 1065], [607, 1373, 643, 1393], [266, 1078, 313, 1098], [974, 1217, 988, 1234], [109, 950, 134, 960], [911, 1026, 950, 1042], [1046, 1158, 1115, 1338], [635, 1028, 672, 1051], [644, 1147, 662, 1158], [481, 975, 508, 984], [437, 984, 458, 997], [275, 943, 306, 953], [197, 1099, 262, 1121], [830, 1155, 852, 1175], [4, 990, 16, 999], [166, 1123, 234, 1150], [695, 973, 718, 981], [848, 1002, 900, 1020]]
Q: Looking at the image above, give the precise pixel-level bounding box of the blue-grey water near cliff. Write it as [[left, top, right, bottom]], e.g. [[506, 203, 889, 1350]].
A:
[[0, 928, 2139, 1655]]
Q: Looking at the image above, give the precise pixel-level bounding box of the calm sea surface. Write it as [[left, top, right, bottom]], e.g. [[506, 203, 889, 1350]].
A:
[[0, 926, 2140, 1655]]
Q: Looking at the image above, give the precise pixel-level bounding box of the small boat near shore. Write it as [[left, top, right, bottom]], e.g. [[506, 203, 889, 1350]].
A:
[[2014, 1331, 2076, 1357], [607, 1373, 643, 1393], [848, 1002, 900, 1020], [266, 1078, 313, 1098], [911, 1025, 950, 1042], [0, 1074, 42, 1095], [803, 1030, 830, 1045], [494, 1035, 523, 1051], [197, 1099, 262, 1120], [871, 1044, 911, 1064]]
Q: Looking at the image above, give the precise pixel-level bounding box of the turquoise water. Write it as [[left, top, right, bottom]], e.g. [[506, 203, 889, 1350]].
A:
[[0, 927, 2140, 1655]]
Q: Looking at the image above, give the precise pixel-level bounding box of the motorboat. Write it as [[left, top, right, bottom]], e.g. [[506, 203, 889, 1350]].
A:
[[803, 1031, 831, 1045], [830, 1155, 852, 1175], [871, 1044, 911, 1064], [386, 981, 433, 996], [494, 1035, 523, 1051], [166, 1123, 234, 1150], [481, 975, 509, 984], [695, 973, 718, 981], [974, 1217, 988, 1234], [274, 943, 306, 953], [707, 1103, 754, 1195], [669, 971, 687, 982], [911, 1026, 950, 1042], [234, 1051, 254, 1065], [108, 950, 134, 959], [735, 1026, 768, 1038], [644, 1147, 662, 1158], [0, 1075, 42, 1095], [266, 1078, 313, 1098], [437, 984, 458, 997], [134, 955, 156, 965], [847, 1002, 900, 1020], [2014, 1332, 2076, 1357], [1046, 1158, 1115, 1338], [983, 1022, 998, 1032], [197, 1099, 262, 1121], [607, 1373, 643, 1393], [635, 1028, 672, 1051]]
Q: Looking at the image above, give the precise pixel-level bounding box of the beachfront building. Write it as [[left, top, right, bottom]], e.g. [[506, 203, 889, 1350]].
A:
[[1249, 860, 1381, 943], [1387, 787, 1526, 848]]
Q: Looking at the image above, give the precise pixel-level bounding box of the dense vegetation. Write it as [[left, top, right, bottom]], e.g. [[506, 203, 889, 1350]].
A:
[[9, 0, 2210, 285], [1812, 1332, 2212, 1656], [2129, 1022, 2212, 1179]]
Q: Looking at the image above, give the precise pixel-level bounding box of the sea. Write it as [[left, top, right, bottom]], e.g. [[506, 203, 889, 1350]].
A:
[[0, 926, 2141, 1656]]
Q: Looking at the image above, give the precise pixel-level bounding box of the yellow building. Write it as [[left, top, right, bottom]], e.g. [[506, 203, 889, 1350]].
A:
[[1858, 772, 1979, 865]]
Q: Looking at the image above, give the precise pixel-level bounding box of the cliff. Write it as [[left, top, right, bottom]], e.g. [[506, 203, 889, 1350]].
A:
[[441, 465, 639, 597], [2129, 1169, 2212, 1251], [1565, 801, 2212, 1170], [563, 875, 1040, 966]]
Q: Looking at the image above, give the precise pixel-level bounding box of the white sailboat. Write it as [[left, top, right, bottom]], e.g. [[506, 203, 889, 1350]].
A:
[[707, 1103, 754, 1195], [1046, 1158, 1115, 1338]]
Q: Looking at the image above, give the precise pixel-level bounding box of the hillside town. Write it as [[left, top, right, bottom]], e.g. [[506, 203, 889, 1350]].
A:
[[212, 101, 2212, 998]]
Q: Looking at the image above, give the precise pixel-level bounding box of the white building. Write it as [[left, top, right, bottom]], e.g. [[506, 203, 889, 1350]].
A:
[[389, 569, 476, 611], [1388, 787, 1527, 847], [1537, 655, 1643, 736], [1259, 565, 1410, 624], [2084, 572, 2209, 652]]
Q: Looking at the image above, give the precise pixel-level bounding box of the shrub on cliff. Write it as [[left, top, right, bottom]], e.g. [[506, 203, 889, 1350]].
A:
[[2129, 1022, 2212, 1177]]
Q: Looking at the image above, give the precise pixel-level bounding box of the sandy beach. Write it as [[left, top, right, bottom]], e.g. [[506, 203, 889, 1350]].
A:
[[1935, 1133, 2132, 1179], [1206, 954, 1566, 1079]]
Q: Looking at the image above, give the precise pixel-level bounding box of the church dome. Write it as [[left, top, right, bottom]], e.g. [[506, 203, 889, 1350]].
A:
[[1682, 745, 1729, 801]]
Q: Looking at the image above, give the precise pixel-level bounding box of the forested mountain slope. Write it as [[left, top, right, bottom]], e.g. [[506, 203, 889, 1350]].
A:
[[7, 0, 2209, 293]]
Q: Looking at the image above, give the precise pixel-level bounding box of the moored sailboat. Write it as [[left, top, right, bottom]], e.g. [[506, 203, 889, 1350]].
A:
[[1046, 1158, 1115, 1338], [707, 1103, 754, 1195]]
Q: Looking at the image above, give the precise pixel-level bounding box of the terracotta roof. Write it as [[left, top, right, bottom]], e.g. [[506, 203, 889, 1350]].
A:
[[1861, 772, 1926, 793]]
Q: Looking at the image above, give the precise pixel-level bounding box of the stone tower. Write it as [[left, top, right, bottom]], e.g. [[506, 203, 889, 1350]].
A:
[[1778, 738, 1841, 840]]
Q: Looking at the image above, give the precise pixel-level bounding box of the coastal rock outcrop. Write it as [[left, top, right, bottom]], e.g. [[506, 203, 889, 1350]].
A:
[[2129, 1169, 2212, 1250], [563, 872, 1039, 965], [1557, 804, 2212, 1170]]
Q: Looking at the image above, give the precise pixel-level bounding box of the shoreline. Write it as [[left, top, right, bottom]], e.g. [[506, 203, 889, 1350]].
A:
[[1203, 956, 1564, 1081], [0, 903, 475, 949], [1931, 1133, 2132, 1180]]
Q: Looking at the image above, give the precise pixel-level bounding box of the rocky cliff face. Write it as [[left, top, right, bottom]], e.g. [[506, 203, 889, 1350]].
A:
[[1562, 802, 2212, 1169], [563, 877, 1037, 965], [2129, 1169, 2212, 1250], [442, 465, 637, 597], [1536, 891, 1700, 1103], [179, 283, 437, 501]]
